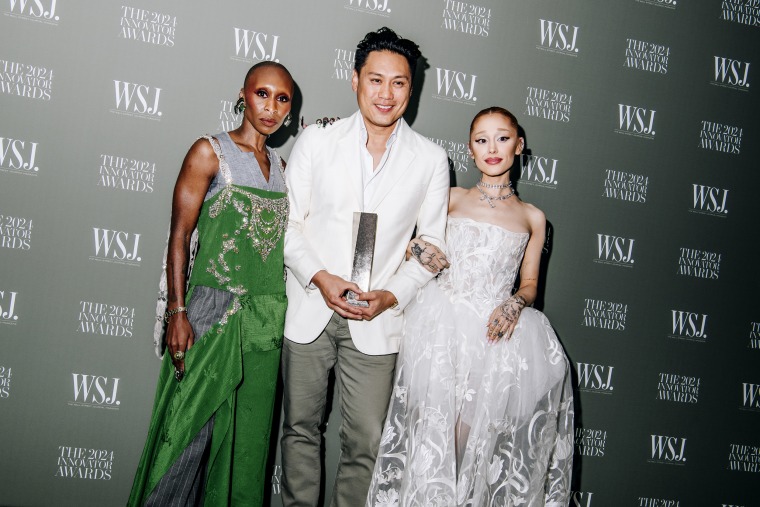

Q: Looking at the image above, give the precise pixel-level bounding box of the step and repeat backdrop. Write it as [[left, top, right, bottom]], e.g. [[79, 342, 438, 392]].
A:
[[1, 1, 758, 506]]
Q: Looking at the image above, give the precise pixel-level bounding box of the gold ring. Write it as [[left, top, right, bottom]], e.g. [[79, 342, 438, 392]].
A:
[[173, 350, 185, 361]]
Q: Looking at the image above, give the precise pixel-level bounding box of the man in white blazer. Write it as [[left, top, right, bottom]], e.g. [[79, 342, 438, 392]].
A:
[[281, 28, 450, 507]]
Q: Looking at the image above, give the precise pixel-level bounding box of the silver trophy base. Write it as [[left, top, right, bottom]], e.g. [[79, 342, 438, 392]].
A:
[[345, 290, 369, 307]]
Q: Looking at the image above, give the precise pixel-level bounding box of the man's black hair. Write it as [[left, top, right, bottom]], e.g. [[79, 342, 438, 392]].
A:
[[354, 27, 421, 78]]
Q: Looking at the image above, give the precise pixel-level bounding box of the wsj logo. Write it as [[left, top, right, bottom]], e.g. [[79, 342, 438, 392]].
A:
[[742, 383, 760, 411], [538, 19, 579, 55], [233, 28, 280, 62], [434, 67, 478, 104], [6, 0, 60, 22], [616, 104, 656, 139], [112, 81, 162, 118], [520, 154, 559, 188], [595, 234, 634, 267], [91, 228, 142, 265], [0, 137, 39, 173], [0, 290, 19, 323], [70, 374, 121, 409], [713, 56, 751, 89], [345, 0, 391, 16], [650, 435, 687, 464], [570, 492, 594, 507], [670, 310, 708, 342], [577, 363, 614, 393], [691, 184, 729, 216]]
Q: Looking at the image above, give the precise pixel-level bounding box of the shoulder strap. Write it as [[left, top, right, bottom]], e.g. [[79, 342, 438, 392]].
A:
[[201, 134, 232, 186]]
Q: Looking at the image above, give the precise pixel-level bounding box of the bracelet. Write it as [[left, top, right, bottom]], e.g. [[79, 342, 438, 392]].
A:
[[387, 291, 399, 310], [164, 306, 188, 322]]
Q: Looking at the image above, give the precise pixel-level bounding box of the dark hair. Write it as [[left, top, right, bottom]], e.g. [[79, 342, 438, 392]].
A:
[[469, 106, 519, 135], [354, 27, 421, 78], [243, 61, 293, 88]]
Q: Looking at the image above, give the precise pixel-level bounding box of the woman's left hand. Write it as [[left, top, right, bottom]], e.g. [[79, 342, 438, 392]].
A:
[[486, 294, 526, 343]]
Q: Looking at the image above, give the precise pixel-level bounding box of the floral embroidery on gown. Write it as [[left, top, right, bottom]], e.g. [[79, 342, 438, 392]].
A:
[[367, 216, 574, 507]]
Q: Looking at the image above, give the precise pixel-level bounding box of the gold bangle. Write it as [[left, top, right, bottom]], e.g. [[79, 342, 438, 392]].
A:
[[164, 306, 188, 322]]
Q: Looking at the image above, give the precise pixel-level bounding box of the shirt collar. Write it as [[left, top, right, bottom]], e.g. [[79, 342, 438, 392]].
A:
[[358, 113, 401, 149]]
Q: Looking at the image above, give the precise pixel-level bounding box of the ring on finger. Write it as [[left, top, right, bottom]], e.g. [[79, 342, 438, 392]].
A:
[[173, 350, 185, 361]]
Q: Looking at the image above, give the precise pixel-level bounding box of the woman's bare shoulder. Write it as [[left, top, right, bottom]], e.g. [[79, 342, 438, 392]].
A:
[[516, 201, 546, 236], [449, 186, 471, 212], [450, 186, 469, 199]]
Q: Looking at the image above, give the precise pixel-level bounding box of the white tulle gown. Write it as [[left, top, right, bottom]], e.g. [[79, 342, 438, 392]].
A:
[[367, 216, 574, 507]]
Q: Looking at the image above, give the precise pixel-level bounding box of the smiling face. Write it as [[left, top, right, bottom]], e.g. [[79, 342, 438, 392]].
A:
[[352, 50, 412, 135], [469, 113, 524, 178], [240, 65, 294, 136]]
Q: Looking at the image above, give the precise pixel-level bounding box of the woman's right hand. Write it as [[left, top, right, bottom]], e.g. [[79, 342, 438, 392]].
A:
[[164, 138, 218, 377], [407, 238, 449, 273], [166, 313, 195, 372]]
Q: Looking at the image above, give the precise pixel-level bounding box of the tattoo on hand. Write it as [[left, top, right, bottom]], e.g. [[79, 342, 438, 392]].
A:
[[411, 241, 439, 270], [411, 243, 424, 261], [499, 294, 526, 324]]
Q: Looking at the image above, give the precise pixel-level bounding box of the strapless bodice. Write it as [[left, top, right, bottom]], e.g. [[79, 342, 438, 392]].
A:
[[437, 216, 529, 318]]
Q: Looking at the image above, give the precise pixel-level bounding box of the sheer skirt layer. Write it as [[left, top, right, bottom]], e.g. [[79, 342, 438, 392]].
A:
[[368, 281, 574, 507]]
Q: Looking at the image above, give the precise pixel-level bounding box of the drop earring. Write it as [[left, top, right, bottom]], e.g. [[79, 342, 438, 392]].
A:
[[234, 97, 245, 114], [283, 112, 292, 127]]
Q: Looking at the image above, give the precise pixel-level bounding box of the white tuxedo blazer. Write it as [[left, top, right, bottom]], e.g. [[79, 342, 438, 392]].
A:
[[283, 111, 450, 355]]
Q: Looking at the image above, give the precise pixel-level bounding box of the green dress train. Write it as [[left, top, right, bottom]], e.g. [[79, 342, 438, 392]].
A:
[[128, 134, 288, 506]]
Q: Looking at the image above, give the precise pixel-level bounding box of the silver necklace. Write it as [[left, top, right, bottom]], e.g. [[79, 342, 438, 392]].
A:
[[476, 180, 515, 208], [478, 179, 511, 189]]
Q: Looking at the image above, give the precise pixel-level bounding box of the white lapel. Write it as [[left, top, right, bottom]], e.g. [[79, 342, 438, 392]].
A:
[[335, 112, 365, 210]]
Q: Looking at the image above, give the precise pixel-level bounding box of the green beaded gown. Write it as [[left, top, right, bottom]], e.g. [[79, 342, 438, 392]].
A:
[[128, 135, 288, 506]]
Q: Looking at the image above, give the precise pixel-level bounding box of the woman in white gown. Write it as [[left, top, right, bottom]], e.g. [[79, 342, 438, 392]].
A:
[[367, 107, 574, 507]]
